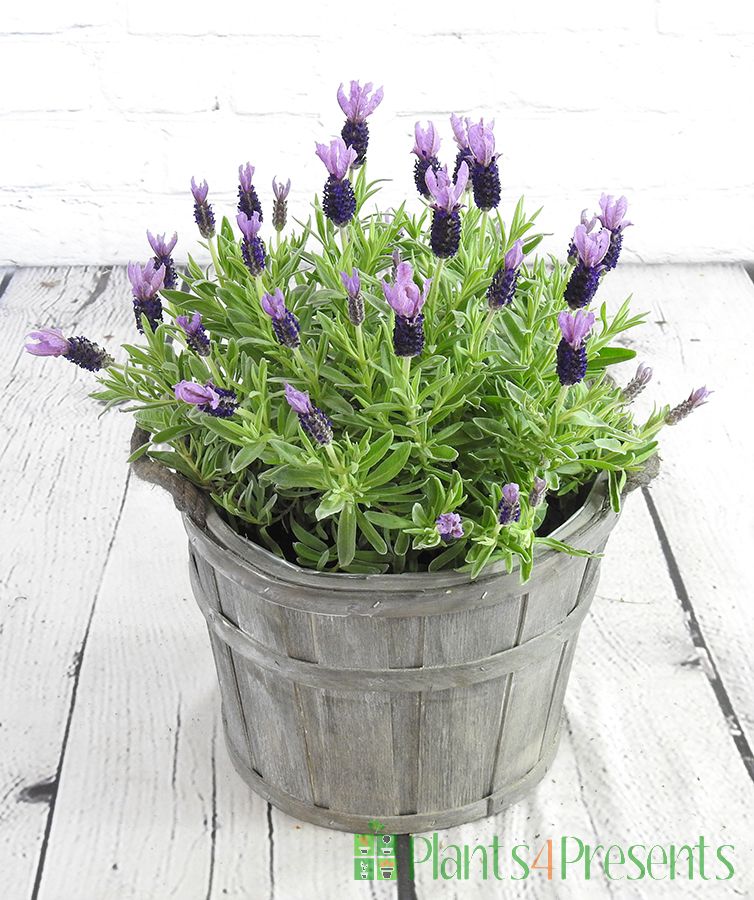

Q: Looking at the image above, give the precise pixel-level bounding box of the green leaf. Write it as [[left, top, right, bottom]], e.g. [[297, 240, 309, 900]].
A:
[[363, 443, 412, 488], [231, 441, 267, 474], [356, 510, 388, 555], [337, 503, 357, 567], [534, 537, 601, 559]]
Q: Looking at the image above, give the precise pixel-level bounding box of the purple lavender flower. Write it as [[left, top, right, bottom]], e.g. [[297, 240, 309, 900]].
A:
[[412, 121, 441, 199], [487, 239, 525, 310], [498, 483, 521, 525], [25, 328, 113, 371], [238, 163, 263, 222], [567, 209, 598, 263], [450, 114, 474, 184], [425, 162, 469, 259], [272, 177, 291, 232], [436, 512, 464, 541], [174, 379, 237, 418], [147, 230, 178, 290], [316, 138, 358, 226], [284, 383, 333, 445], [556, 309, 596, 385], [622, 362, 653, 402], [382, 262, 431, 357], [191, 177, 215, 239], [237, 211, 266, 277], [176, 312, 210, 356], [261, 287, 300, 349], [666, 386, 711, 425], [467, 121, 501, 211], [564, 225, 610, 309], [337, 80, 384, 167], [598, 193, 632, 271], [128, 259, 166, 332], [529, 477, 547, 508], [340, 269, 364, 326]]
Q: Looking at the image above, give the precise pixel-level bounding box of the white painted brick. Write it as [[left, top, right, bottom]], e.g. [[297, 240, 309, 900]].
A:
[[657, 0, 754, 35], [0, 42, 98, 112], [99, 39, 228, 113], [1, 0, 110, 32]]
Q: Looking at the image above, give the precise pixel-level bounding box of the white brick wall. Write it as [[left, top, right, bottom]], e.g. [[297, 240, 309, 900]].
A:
[[1, 0, 753, 265]]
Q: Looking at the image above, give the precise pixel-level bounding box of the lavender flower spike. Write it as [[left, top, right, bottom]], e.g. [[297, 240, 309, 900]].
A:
[[450, 114, 474, 184], [191, 177, 215, 239], [261, 287, 300, 349], [425, 162, 469, 259], [337, 80, 384, 167], [498, 483, 521, 525], [564, 224, 610, 309], [340, 269, 364, 326], [529, 477, 547, 508], [25, 328, 113, 371], [128, 259, 165, 332], [412, 121, 441, 199], [176, 312, 210, 356], [174, 379, 237, 418], [436, 512, 464, 541], [237, 211, 266, 277], [666, 386, 711, 425], [272, 177, 291, 232], [598, 193, 632, 271], [622, 362, 653, 402], [147, 230, 178, 290], [556, 309, 595, 386], [467, 121, 501, 211], [487, 239, 525, 310], [284, 383, 333, 445], [382, 262, 431, 357], [316, 138, 358, 226], [238, 162, 263, 222]]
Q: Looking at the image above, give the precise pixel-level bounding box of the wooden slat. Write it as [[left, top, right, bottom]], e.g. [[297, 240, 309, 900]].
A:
[[0, 266, 135, 896]]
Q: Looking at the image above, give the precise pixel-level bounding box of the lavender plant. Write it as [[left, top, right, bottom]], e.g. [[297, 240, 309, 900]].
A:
[[26, 84, 709, 579]]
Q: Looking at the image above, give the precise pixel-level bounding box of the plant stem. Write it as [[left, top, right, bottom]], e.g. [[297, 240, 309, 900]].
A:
[[402, 355, 412, 384], [549, 385, 570, 437], [207, 235, 221, 280], [428, 257, 444, 312], [275, 229, 281, 252], [480, 210, 489, 254], [471, 308, 496, 360], [324, 441, 340, 470]]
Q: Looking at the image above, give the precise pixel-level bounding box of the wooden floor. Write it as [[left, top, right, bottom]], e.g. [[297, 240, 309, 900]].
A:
[[1, 264, 753, 899]]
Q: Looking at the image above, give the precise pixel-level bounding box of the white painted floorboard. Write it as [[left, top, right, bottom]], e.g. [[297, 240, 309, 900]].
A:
[[1, 265, 752, 899]]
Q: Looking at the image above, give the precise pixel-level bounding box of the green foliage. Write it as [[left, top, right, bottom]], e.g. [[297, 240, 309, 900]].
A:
[[95, 175, 667, 578]]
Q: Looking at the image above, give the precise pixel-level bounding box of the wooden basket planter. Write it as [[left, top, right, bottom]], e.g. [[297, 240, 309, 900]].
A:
[[183, 476, 620, 834]]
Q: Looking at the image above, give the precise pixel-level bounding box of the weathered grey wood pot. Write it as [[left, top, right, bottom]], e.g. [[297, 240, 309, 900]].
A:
[[183, 476, 619, 834]]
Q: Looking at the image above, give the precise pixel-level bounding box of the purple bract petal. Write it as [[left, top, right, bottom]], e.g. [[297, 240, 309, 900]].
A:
[[413, 121, 440, 159], [425, 162, 468, 212], [450, 113, 470, 150], [238, 162, 255, 193], [315, 138, 358, 180], [272, 176, 291, 200], [260, 288, 287, 320], [504, 239, 524, 271], [24, 327, 70, 357], [284, 382, 313, 415], [436, 512, 464, 540], [337, 80, 384, 122], [558, 309, 596, 349], [174, 379, 219, 408], [598, 193, 632, 233], [190, 177, 208, 204], [467, 121, 496, 167], [572, 224, 610, 268], [237, 211, 262, 242], [340, 269, 361, 298], [147, 230, 178, 257], [128, 259, 165, 301]]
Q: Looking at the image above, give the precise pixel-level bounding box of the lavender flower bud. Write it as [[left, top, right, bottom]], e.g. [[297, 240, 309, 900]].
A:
[[436, 512, 464, 541], [147, 230, 178, 290], [564, 225, 610, 309], [487, 240, 524, 309], [567, 209, 598, 262], [340, 269, 365, 326], [128, 260, 165, 332], [622, 363, 653, 402], [261, 288, 300, 349], [284, 383, 333, 445], [191, 177, 215, 239], [272, 177, 291, 232], [316, 139, 358, 226], [237, 212, 266, 277], [337, 80, 384, 167], [498, 483, 521, 525], [556, 309, 595, 386], [176, 312, 210, 356], [666, 386, 711, 425], [528, 477, 547, 508], [412, 122, 441, 198], [468, 122, 501, 211], [598, 194, 632, 272], [174, 379, 237, 418], [425, 163, 469, 259], [238, 163, 263, 222], [25, 329, 114, 371], [382, 263, 430, 358], [25, 328, 71, 357]]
